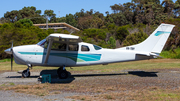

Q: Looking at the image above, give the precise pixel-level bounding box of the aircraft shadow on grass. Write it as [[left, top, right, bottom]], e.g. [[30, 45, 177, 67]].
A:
[[128, 71, 158, 77], [6, 70, 158, 83], [40, 69, 129, 83], [6, 76, 39, 78], [40, 70, 158, 83]]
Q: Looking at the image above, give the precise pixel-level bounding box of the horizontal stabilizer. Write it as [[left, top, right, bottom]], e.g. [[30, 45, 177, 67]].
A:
[[136, 52, 162, 58]]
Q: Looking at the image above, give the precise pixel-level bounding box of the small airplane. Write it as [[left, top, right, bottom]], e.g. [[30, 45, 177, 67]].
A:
[[4, 23, 175, 79]]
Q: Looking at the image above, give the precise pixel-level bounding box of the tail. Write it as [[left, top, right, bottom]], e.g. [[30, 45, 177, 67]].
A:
[[119, 23, 175, 54]]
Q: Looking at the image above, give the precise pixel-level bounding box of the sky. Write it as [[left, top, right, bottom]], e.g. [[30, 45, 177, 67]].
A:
[[0, 0, 177, 18]]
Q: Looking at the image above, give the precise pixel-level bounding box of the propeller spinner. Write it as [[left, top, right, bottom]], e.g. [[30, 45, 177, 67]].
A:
[[4, 41, 13, 71]]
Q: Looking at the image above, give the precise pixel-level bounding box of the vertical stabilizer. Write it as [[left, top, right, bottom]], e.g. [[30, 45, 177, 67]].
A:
[[119, 23, 175, 54]]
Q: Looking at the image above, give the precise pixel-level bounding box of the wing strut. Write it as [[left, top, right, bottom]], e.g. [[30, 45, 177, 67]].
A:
[[44, 37, 53, 64]]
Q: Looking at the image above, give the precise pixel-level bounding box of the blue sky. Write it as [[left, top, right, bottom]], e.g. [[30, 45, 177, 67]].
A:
[[0, 0, 177, 18]]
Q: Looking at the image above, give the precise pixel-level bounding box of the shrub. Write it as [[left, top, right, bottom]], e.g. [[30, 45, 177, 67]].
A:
[[116, 26, 129, 41], [107, 36, 116, 49], [123, 29, 148, 46]]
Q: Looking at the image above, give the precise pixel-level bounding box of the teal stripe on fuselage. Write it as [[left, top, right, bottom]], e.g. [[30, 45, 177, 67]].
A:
[[18, 52, 101, 62], [18, 52, 45, 55], [77, 54, 101, 61]]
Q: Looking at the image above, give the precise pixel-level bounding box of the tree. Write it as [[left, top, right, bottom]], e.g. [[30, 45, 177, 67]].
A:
[[56, 17, 66, 22], [116, 26, 129, 43], [44, 10, 56, 21], [35, 10, 41, 15], [110, 4, 124, 14], [123, 2, 136, 24], [111, 13, 128, 26], [174, 0, 180, 17], [4, 10, 18, 22], [77, 16, 103, 29], [0, 17, 10, 23], [17, 19, 33, 27], [161, 0, 175, 18], [4, 6, 44, 24], [66, 14, 77, 27]]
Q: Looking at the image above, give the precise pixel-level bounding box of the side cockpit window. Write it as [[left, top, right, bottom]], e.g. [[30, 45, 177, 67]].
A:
[[51, 42, 66, 51], [81, 45, 90, 51], [44, 41, 48, 48], [58, 43, 66, 51]]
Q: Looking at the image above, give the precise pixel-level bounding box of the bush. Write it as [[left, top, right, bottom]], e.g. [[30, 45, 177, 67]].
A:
[[123, 29, 148, 46], [18, 19, 33, 27], [116, 26, 129, 41], [160, 48, 180, 59], [107, 36, 116, 49]]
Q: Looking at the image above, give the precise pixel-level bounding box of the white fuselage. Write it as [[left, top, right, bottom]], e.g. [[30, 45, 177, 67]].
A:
[[12, 42, 151, 67]]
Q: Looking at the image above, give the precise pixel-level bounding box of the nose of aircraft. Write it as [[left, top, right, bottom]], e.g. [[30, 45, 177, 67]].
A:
[[4, 48, 12, 54]]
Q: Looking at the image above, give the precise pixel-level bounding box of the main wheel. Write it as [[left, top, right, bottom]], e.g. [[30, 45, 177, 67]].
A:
[[57, 67, 66, 74], [22, 70, 30, 78], [58, 70, 68, 79]]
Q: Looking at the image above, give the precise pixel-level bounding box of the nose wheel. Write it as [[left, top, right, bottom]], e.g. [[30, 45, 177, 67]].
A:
[[22, 64, 31, 78], [57, 66, 68, 79], [22, 70, 30, 78]]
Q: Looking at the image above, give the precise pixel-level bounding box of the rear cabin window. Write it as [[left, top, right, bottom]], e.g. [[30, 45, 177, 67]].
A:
[[81, 45, 90, 51], [68, 44, 78, 51]]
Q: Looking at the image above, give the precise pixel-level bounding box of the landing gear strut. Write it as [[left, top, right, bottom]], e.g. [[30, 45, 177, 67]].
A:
[[57, 65, 68, 79], [22, 64, 31, 78]]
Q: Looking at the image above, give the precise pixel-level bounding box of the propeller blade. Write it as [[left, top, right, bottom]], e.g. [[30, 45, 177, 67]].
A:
[[11, 41, 13, 49], [11, 41, 13, 71], [11, 54, 13, 71]]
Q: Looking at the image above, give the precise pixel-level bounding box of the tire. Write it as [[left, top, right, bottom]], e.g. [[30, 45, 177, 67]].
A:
[[22, 70, 30, 78], [58, 70, 68, 79], [57, 67, 66, 74]]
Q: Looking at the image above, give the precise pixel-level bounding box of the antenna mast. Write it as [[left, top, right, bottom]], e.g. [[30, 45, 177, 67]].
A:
[[59, 11, 60, 18]]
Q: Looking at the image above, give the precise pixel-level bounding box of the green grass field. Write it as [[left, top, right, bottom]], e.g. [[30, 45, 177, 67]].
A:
[[1, 59, 180, 72]]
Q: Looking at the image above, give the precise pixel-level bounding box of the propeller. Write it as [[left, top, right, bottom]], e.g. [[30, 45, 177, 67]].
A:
[[10, 41, 13, 71]]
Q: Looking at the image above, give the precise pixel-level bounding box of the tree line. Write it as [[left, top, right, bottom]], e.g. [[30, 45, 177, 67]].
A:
[[1, 0, 180, 28], [1, 0, 180, 59]]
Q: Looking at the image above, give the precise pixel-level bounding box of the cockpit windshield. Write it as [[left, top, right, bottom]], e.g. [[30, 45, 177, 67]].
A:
[[93, 44, 102, 50], [37, 39, 46, 46]]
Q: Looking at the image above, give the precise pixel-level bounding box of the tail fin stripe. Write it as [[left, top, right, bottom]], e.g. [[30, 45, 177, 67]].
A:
[[155, 31, 170, 36]]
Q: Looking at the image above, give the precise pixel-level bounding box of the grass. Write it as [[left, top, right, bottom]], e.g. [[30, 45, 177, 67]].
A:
[[69, 87, 180, 101], [0, 59, 11, 62], [0, 58, 180, 72], [0, 82, 15, 87], [161, 48, 180, 59]]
